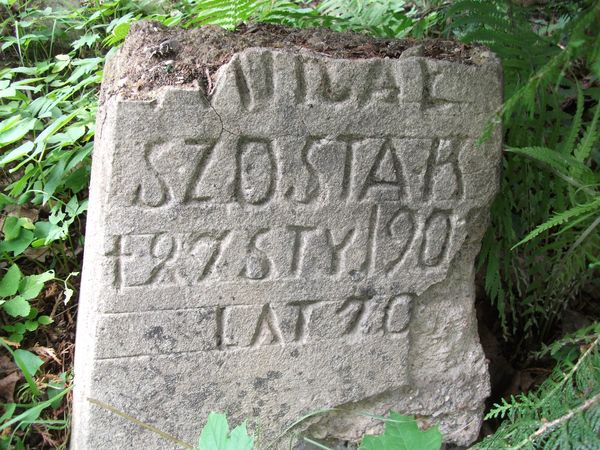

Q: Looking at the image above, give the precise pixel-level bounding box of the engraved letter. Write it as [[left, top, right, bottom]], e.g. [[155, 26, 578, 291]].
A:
[[236, 138, 277, 205], [234, 51, 274, 111], [240, 228, 272, 280], [358, 139, 405, 202], [424, 139, 463, 201], [420, 211, 451, 266], [251, 304, 283, 347], [324, 228, 355, 275], [384, 295, 412, 333], [359, 62, 400, 105]]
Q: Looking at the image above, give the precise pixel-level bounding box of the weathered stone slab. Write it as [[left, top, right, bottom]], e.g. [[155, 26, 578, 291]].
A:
[[72, 23, 501, 449]]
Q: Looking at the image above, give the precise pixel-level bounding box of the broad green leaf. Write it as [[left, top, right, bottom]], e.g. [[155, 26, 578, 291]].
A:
[[65, 195, 80, 216], [0, 403, 16, 423], [3, 216, 34, 240], [359, 413, 442, 450], [0, 115, 20, 133], [42, 158, 66, 203], [34, 220, 65, 245], [71, 33, 100, 51], [65, 142, 93, 171], [7, 333, 23, 343], [199, 412, 229, 450], [13, 349, 43, 396], [0, 264, 22, 297], [24, 320, 39, 331], [48, 380, 67, 409], [3, 216, 20, 240], [3, 295, 30, 317], [0, 117, 37, 147], [37, 315, 53, 325], [2, 322, 26, 334], [0, 87, 17, 98], [0, 229, 34, 256], [19, 271, 54, 300], [225, 422, 254, 450], [0, 386, 70, 432], [29, 112, 78, 163], [47, 125, 86, 145], [105, 22, 131, 46], [64, 166, 89, 193], [0, 193, 15, 210], [0, 140, 34, 166], [66, 58, 102, 84]]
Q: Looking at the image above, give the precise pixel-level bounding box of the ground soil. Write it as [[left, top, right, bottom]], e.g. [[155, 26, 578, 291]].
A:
[[112, 21, 484, 100]]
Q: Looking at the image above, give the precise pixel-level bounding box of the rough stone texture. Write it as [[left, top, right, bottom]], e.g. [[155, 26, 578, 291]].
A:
[[72, 23, 502, 450]]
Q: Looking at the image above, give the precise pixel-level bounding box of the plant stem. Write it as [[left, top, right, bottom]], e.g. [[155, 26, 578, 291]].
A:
[[87, 398, 196, 450], [512, 392, 600, 449]]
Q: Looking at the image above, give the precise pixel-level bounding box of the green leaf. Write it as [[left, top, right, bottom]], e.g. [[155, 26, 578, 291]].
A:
[[512, 197, 600, 249], [66, 58, 102, 84], [0, 217, 35, 256], [33, 220, 65, 245], [0, 403, 16, 423], [197, 413, 254, 450], [19, 271, 54, 300], [3, 322, 26, 334], [0, 140, 34, 166], [225, 422, 254, 450], [42, 158, 66, 203], [12, 349, 43, 396], [0, 264, 22, 297], [573, 102, 599, 163], [8, 333, 23, 343], [0, 229, 34, 255], [0, 117, 37, 147], [71, 33, 100, 51], [359, 413, 442, 450], [37, 315, 53, 325], [4, 216, 22, 240], [3, 295, 30, 317], [64, 166, 89, 193], [48, 380, 67, 409], [199, 412, 229, 450], [24, 320, 39, 331], [0, 116, 22, 135], [0, 386, 70, 433], [105, 22, 131, 46]]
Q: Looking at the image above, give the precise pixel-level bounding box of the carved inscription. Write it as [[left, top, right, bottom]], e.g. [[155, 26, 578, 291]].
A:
[[130, 136, 465, 208], [234, 50, 274, 111], [217, 294, 413, 350], [286, 58, 414, 106], [109, 207, 453, 288]]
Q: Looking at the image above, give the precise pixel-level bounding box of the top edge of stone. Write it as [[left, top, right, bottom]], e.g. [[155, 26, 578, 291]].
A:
[[103, 20, 498, 101]]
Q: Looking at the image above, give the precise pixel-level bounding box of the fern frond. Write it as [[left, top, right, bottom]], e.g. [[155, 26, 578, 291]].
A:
[[505, 146, 593, 182], [185, 0, 273, 29], [560, 81, 584, 155], [573, 103, 600, 163], [512, 197, 600, 249]]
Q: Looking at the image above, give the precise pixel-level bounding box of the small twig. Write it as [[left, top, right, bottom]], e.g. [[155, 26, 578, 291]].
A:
[[88, 398, 195, 449], [515, 392, 600, 449]]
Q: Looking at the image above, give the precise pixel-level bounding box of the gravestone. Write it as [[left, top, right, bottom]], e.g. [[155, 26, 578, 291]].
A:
[[72, 22, 502, 449]]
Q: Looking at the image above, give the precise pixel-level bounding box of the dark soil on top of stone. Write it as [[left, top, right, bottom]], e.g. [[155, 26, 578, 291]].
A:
[[109, 21, 486, 100]]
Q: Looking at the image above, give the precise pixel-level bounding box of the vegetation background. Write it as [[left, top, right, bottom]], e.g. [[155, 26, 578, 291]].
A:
[[0, 0, 598, 449]]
